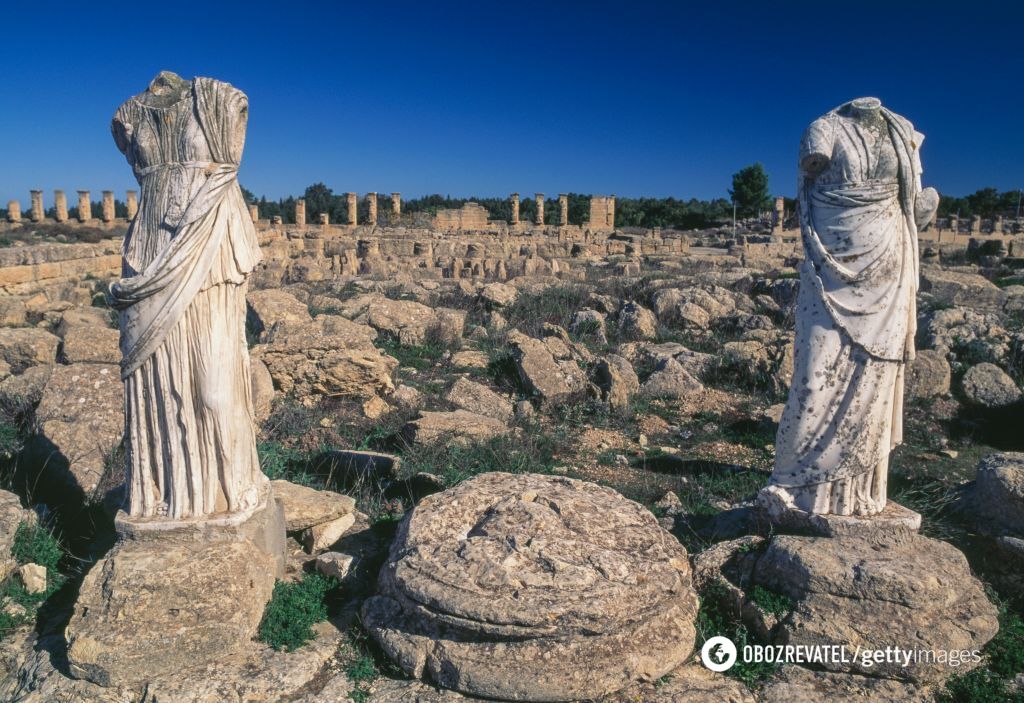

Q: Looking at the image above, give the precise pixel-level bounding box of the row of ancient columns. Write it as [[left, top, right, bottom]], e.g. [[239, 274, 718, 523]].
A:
[[508, 193, 573, 226], [941, 214, 1008, 234], [6, 190, 137, 224], [258, 192, 403, 226]]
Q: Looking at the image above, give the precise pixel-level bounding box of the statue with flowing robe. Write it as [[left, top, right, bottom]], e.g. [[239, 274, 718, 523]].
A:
[[760, 97, 938, 517], [110, 71, 266, 520]]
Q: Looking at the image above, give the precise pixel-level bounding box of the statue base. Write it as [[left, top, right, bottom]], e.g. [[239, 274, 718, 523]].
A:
[[755, 485, 921, 538], [66, 483, 286, 687]]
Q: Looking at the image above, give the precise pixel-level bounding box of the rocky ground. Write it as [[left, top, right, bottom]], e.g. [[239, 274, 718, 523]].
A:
[[0, 239, 1021, 701]]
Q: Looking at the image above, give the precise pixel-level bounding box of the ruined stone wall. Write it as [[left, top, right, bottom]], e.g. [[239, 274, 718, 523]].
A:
[[432, 203, 492, 231]]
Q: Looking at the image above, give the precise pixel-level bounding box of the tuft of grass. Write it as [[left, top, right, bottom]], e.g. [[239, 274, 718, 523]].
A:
[[258, 573, 336, 652], [749, 584, 793, 617], [374, 337, 446, 371], [696, 580, 780, 689], [11, 521, 62, 572], [502, 285, 591, 339], [0, 521, 68, 640], [937, 594, 1024, 702]]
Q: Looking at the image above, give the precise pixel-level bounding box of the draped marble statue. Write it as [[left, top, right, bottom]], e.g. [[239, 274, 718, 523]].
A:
[[760, 98, 938, 517], [110, 71, 266, 520]]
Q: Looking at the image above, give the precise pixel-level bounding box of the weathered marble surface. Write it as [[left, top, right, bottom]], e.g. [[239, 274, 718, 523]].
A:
[[763, 97, 939, 517]]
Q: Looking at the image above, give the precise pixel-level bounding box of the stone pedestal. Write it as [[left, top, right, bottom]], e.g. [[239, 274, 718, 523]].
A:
[[66, 483, 286, 687], [756, 486, 921, 538], [54, 190, 68, 222]]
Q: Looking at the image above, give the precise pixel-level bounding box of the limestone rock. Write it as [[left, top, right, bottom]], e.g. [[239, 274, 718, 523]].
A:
[[480, 282, 518, 308], [450, 350, 489, 369], [0, 298, 27, 326], [0, 490, 34, 581], [255, 322, 397, 403], [270, 479, 356, 532], [0, 364, 53, 410], [33, 363, 123, 496], [0, 328, 59, 373], [16, 563, 46, 594], [568, 308, 607, 344], [66, 539, 276, 687], [603, 664, 756, 702], [363, 472, 698, 701], [251, 358, 275, 423], [905, 348, 951, 398], [594, 354, 639, 410], [617, 301, 658, 340], [640, 357, 703, 399], [361, 296, 464, 346], [961, 362, 1022, 408], [58, 327, 120, 365], [920, 267, 1006, 312], [392, 383, 425, 412], [403, 410, 509, 446], [302, 512, 356, 553], [969, 452, 1024, 535], [247, 289, 313, 338], [759, 666, 931, 703], [315, 551, 354, 582], [507, 331, 587, 404], [444, 377, 513, 423], [754, 533, 998, 684]]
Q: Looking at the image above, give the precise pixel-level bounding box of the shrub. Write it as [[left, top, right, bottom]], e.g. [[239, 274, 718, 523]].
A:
[[749, 584, 793, 617], [258, 573, 336, 651], [11, 521, 62, 572]]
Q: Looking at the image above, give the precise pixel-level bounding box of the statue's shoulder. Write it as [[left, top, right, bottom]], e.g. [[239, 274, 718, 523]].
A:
[[194, 77, 247, 103]]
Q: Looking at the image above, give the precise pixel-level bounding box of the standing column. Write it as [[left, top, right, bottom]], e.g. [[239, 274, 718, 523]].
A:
[[248, 203, 259, 222], [993, 215, 1004, 234], [77, 190, 91, 222], [774, 196, 785, 232], [391, 192, 401, 218], [510, 193, 520, 225], [970, 214, 981, 234], [54, 190, 68, 222], [608, 195, 616, 228], [366, 192, 378, 224], [534, 193, 544, 225], [102, 191, 115, 222], [347, 192, 357, 225], [6, 201, 20, 223], [126, 190, 138, 220], [949, 215, 959, 237], [319, 213, 329, 225], [558, 194, 568, 226], [295, 198, 306, 226], [30, 190, 44, 222]]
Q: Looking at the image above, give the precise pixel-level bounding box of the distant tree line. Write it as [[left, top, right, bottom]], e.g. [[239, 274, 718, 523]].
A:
[[937, 188, 1022, 219]]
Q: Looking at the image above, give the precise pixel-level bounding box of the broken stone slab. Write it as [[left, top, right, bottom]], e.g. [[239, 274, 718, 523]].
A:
[[322, 449, 402, 481], [0, 490, 35, 581], [756, 486, 921, 538], [364, 472, 698, 701], [246, 288, 313, 339], [402, 410, 510, 446], [961, 362, 1022, 408], [964, 451, 1024, 536], [444, 377, 513, 423], [0, 328, 59, 373], [58, 327, 120, 365], [759, 665, 932, 703], [270, 479, 357, 532], [507, 330, 587, 404], [315, 551, 354, 582], [16, 563, 46, 594], [594, 354, 639, 411], [302, 512, 357, 553]]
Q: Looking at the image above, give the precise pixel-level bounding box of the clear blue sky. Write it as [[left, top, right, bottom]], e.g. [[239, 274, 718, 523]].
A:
[[1, 1, 1021, 205]]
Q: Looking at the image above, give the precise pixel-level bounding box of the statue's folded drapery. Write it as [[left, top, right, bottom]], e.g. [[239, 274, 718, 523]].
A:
[[767, 104, 924, 516], [110, 76, 264, 519]]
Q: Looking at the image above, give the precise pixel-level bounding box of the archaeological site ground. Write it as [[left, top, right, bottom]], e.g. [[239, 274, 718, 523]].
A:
[[0, 4, 1022, 702]]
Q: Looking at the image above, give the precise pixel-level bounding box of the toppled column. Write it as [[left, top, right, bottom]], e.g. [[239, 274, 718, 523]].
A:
[[535, 193, 544, 225], [347, 192, 357, 225], [77, 191, 91, 222], [774, 196, 785, 232], [102, 191, 115, 222], [126, 190, 138, 220], [295, 198, 306, 226], [366, 192, 378, 224], [510, 193, 519, 224], [6, 201, 20, 223], [54, 190, 68, 222], [391, 192, 401, 218], [248, 203, 258, 222], [30, 190, 44, 222], [970, 214, 981, 234], [559, 194, 568, 226]]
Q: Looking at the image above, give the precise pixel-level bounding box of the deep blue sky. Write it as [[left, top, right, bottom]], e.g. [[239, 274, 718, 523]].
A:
[[1, 1, 1021, 205]]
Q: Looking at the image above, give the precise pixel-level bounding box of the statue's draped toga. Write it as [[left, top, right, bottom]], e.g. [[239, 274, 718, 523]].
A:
[[110, 76, 265, 519], [764, 98, 935, 516]]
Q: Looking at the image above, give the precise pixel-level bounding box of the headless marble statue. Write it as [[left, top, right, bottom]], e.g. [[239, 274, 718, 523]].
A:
[[110, 71, 265, 520], [760, 97, 938, 517]]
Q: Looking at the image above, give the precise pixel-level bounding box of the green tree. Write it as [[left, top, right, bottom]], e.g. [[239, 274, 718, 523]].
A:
[[303, 182, 334, 219], [729, 163, 771, 217]]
